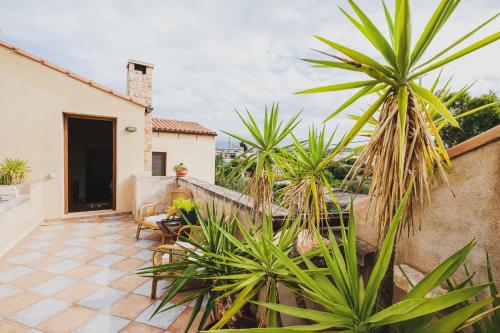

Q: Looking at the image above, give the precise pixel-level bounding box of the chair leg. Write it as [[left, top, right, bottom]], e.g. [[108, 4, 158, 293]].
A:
[[151, 274, 158, 299], [136, 223, 142, 240]]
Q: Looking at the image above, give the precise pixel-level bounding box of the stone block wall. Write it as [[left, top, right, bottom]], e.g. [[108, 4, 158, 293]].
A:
[[127, 61, 154, 174]]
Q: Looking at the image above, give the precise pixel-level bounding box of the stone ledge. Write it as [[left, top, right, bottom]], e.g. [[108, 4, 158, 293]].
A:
[[394, 263, 447, 297], [0, 195, 30, 215], [448, 124, 500, 159], [178, 176, 288, 216]]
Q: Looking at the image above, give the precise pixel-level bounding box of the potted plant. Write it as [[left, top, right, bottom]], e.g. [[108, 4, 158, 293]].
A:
[[0, 158, 31, 200], [174, 163, 188, 177], [173, 197, 197, 225]]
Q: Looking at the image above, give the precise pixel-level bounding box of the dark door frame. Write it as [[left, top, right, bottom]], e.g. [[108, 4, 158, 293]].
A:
[[63, 113, 116, 214]]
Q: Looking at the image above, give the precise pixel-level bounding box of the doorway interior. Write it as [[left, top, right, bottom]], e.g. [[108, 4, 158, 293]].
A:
[[65, 115, 115, 213]]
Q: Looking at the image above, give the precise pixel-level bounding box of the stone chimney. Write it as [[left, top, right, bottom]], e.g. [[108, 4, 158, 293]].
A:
[[127, 60, 154, 174]]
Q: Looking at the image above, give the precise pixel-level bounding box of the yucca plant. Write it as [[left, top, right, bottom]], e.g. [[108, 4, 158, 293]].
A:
[[211, 186, 493, 333], [444, 252, 500, 332], [207, 214, 305, 329], [223, 104, 301, 213], [278, 126, 353, 253], [138, 204, 239, 332], [346, 76, 498, 235], [298, 0, 500, 237], [279, 126, 337, 228], [0, 158, 31, 185]]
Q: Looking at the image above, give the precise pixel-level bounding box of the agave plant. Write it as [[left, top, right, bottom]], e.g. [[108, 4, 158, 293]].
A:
[[138, 204, 240, 332], [211, 186, 493, 333], [0, 158, 31, 185], [223, 104, 301, 213], [298, 0, 500, 237]]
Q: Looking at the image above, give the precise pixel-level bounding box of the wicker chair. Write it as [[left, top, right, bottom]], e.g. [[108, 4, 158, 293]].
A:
[[150, 225, 203, 298], [135, 187, 193, 241]]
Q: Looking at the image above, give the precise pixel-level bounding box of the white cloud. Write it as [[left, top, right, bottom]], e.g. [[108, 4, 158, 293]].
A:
[[1, 0, 499, 144]]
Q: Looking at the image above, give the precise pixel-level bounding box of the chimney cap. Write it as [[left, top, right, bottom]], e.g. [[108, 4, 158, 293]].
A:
[[127, 59, 154, 68]]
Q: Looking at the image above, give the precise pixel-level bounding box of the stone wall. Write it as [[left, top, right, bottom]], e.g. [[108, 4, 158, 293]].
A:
[[354, 125, 500, 284], [127, 60, 154, 174], [0, 182, 44, 256]]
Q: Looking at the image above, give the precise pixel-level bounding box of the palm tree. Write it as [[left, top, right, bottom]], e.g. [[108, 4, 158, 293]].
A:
[[298, 0, 499, 238]]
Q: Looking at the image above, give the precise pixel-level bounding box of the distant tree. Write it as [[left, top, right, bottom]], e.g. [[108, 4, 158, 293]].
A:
[[328, 163, 348, 180], [440, 91, 500, 147], [215, 155, 246, 192]]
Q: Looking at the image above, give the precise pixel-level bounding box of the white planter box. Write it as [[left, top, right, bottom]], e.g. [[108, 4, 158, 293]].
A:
[[0, 185, 18, 201]]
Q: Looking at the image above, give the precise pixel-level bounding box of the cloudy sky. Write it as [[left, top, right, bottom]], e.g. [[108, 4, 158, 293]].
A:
[[1, 0, 499, 146]]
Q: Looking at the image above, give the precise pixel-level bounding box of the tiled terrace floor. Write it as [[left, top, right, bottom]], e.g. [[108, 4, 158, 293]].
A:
[[0, 214, 201, 333]]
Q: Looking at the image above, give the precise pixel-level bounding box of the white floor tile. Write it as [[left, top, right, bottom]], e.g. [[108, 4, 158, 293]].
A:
[[11, 297, 70, 327], [78, 287, 127, 310]]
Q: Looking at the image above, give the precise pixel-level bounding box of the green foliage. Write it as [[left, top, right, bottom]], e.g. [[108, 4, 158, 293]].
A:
[[278, 126, 343, 228], [329, 163, 349, 180], [138, 204, 239, 332], [223, 103, 301, 211], [0, 158, 31, 185], [210, 188, 492, 333], [440, 91, 500, 147], [208, 215, 304, 329], [173, 197, 196, 212], [215, 155, 247, 193], [445, 252, 500, 332], [173, 163, 187, 171], [299, 0, 500, 234]]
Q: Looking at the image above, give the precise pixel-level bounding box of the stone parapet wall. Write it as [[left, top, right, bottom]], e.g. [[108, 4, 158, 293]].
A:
[[0, 181, 44, 256]]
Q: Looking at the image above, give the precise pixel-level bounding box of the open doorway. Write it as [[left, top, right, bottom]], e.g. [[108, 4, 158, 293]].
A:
[[64, 115, 115, 213]]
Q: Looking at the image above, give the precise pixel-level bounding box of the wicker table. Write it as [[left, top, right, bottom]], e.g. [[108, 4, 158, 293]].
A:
[[145, 214, 183, 244]]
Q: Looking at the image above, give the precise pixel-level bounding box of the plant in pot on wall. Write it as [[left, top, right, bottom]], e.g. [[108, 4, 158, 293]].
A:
[[174, 163, 188, 177], [0, 158, 31, 200], [173, 197, 197, 225]]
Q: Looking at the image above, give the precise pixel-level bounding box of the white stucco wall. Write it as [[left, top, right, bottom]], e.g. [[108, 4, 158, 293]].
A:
[[0, 46, 146, 219], [151, 131, 215, 183]]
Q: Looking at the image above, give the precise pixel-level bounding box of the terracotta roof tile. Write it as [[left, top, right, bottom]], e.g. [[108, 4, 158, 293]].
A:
[[152, 118, 217, 136], [0, 39, 148, 108]]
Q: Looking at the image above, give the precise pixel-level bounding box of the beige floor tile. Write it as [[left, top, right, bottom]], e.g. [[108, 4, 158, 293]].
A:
[[0, 291, 42, 317], [3, 247, 28, 258], [73, 250, 105, 262], [116, 237, 141, 245], [54, 281, 101, 303], [113, 246, 141, 257], [65, 264, 103, 279], [171, 289, 196, 303], [145, 233, 163, 242], [109, 273, 149, 292], [80, 239, 107, 249], [10, 270, 56, 289], [0, 318, 31, 333], [120, 321, 164, 333], [49, 234, 73, 243], [39, 243, 68, 254], [167, 306, 204, 333], [37, 305, 98, 333], [107, 294, 153, 320], [0, 261, 15, 270], [26, 255, 65, 270], [112, 258, 145, 271]]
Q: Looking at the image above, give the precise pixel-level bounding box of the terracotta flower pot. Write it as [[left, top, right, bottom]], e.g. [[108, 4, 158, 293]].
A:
[[175, 169, 188, 177]]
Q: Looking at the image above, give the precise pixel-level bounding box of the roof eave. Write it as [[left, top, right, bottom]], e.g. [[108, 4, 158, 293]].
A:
[[0, 39, 148, 108], [153, 128, 217, 136]]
